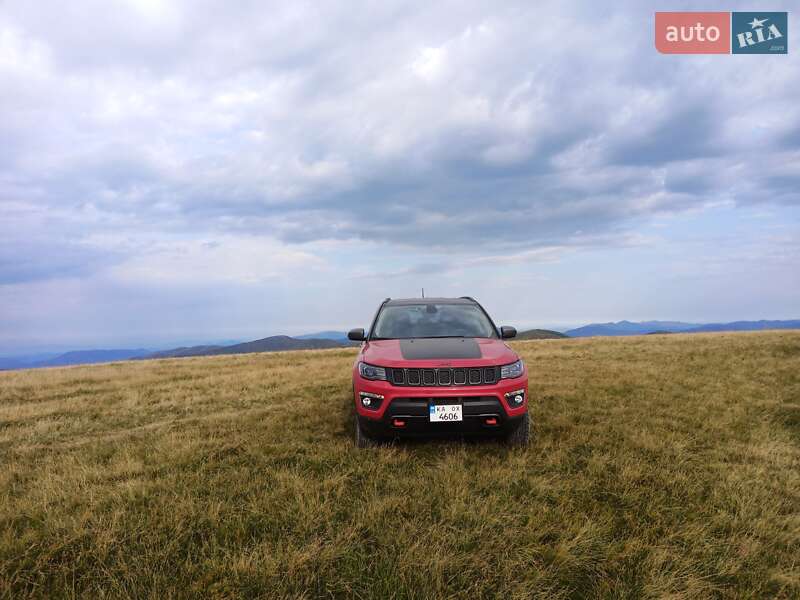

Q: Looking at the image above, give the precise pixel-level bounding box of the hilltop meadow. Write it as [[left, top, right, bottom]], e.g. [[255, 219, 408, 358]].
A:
[[1, 331, 798, 598]]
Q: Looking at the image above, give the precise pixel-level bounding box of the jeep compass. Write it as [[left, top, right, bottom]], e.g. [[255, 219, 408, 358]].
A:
[[349, 297, 529, 447]]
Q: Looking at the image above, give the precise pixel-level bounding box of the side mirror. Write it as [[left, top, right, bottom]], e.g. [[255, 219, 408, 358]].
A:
[[500, 326, 517, 339], [348, 328, 366, 341]]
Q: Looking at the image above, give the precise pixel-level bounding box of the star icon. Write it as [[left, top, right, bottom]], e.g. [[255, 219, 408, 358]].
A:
[[748, 17, 768, 29]]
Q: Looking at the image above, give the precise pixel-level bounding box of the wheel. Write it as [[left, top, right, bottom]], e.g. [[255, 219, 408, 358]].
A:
[[354, 416, 379, 448], [505, 412, 530, 447]]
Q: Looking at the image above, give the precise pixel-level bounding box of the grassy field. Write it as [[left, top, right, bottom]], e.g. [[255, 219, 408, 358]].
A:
[[1, 331, 799, 599]]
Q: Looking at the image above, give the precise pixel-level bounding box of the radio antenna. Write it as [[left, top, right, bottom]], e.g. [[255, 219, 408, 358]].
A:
[[421, 287, 425, 298]]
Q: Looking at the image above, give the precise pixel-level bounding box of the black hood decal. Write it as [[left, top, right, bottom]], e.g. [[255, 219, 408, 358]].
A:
[[399, 338, 483, 360]]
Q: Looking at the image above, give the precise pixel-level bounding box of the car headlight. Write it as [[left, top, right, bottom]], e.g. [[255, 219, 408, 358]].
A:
[[500, 359, 523, 379], [358, 362, 387, 381]]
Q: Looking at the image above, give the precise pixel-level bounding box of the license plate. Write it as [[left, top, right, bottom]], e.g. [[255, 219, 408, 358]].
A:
[[429, 403, 463, 422]]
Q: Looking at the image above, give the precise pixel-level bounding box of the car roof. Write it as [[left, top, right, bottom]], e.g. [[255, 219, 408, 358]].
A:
[[384, 297, 476, 306]]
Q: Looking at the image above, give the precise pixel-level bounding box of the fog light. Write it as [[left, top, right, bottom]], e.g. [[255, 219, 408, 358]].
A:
[[505, 389, 526, 406], [359, 391, 384, 410]]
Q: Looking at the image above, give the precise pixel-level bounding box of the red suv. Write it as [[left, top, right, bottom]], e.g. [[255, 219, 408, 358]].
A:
[[349, 297, 529, 447]]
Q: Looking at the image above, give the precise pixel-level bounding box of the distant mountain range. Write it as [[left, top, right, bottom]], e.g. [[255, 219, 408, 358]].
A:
[[0, 349, 150, 370], [682, 320, 800, 334], [0, 352, 59, 371], [39, 349, 150, 367], [144, 345, 224, 359], [145, 335, 347, 359], [295, 331, 350, 343], [564, 319, 800, 337], [0, 335, 351, 370], [2, 320, 798, 371], [516, 329, 568, 340]]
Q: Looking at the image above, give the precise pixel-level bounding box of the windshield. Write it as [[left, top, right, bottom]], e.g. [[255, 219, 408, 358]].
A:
[[371, 303, 498, 339]]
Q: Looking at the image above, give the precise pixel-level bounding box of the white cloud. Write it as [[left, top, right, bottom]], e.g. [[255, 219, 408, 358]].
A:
[[0, 0, 798, 348], [108, 236, 326, 285]]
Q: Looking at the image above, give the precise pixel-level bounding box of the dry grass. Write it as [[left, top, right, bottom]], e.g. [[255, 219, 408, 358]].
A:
[[1, 331, 799, 598]]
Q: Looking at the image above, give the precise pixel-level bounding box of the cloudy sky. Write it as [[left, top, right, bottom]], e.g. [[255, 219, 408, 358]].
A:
[[1, 1, 798, 352]]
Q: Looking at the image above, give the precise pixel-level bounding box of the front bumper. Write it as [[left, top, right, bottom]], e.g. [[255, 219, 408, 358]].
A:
[[354, 376, 528, 439]]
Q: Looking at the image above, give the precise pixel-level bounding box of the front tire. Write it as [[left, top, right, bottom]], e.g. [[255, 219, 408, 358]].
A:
[[505, 412, 530, 446], [355, 416, 378, 448]]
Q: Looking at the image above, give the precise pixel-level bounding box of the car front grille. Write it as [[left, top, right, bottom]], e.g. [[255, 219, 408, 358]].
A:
[[387, 366, 501, 387]]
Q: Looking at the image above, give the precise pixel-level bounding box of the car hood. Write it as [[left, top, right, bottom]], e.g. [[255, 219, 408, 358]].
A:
[[360, 337, 518, 368]]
